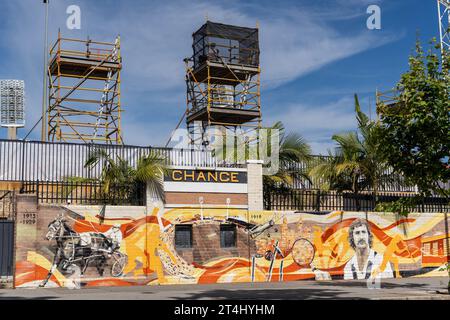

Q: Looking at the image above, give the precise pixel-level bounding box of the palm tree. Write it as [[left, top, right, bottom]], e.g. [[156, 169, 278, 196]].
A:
[[309, 95, 392, 208], [84, 148, 167, 203], [134, 150, 168, 203], [263, 121, 312, 189], [212, 121, 312, 190]]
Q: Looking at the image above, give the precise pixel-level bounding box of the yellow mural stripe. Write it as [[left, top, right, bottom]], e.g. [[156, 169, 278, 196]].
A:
[[26, 251, 67, 284]]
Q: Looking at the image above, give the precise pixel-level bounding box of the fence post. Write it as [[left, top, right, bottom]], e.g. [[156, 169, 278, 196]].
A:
[[36, 180, 39, 206], [372, 192, 376, 211], [20, 140, 25, 192], [316, 190, 321, 212]]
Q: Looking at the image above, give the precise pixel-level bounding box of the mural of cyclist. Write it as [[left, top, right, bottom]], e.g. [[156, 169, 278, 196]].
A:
[[103, 224, 123, 253], [344, 218, 393, 280]]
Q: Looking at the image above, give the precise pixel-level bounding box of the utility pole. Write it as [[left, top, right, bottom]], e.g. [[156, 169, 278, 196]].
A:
[[41, 0, 49, 142]]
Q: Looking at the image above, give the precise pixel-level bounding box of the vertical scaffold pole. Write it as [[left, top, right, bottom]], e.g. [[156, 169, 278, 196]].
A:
[[438, 0, 450, 53]]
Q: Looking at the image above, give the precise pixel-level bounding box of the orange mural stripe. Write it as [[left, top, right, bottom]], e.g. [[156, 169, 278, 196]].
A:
[[321, 219, 354, 242], [196, 259, 252, 283], [73, 215, 172, 239], [85, 279, 135, 287], [380, 219, 416, 231], [15, 261, 61, 287]]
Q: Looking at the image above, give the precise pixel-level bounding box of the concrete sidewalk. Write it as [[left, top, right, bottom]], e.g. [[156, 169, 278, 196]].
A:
[[0, 277, 449, 300]]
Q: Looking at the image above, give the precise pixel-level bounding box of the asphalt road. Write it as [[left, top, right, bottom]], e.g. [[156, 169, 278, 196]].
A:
[[0, 277, 449, 300]]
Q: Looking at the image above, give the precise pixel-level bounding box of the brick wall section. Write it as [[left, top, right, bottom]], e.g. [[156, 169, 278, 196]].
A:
[[0, 181, 22, 191], [165, 192, 247, 206], [15, 195, 68, 262], [176, 222, 256, 265], [15, 195, 38, 262]]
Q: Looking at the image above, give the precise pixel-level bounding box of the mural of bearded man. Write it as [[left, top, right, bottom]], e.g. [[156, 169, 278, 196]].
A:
[[344, 218, 393, 280]]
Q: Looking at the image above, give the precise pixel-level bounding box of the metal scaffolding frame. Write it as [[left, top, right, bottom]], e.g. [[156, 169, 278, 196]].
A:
[[185, 21, 262, 146], [438, 0, 450, 52], [375, 88, 399, 116], [46, 32, 122, 144]]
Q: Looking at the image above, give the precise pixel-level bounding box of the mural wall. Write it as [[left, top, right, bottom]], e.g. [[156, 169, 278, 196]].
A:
[[14, 196, 449, 288]]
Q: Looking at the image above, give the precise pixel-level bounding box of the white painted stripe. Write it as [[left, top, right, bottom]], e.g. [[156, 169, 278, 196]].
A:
[[164, 181, 247, 193], [167, 165, 247, 172], [164, 204, 248, 209]]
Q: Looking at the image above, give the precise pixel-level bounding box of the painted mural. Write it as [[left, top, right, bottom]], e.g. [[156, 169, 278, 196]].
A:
[[15, 206, 449, 288]]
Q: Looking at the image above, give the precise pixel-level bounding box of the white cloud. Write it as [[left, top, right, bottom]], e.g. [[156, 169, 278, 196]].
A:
[[79, 1, 398, 90], [264, 96, 362, 154], [0, 0, 398, 145]]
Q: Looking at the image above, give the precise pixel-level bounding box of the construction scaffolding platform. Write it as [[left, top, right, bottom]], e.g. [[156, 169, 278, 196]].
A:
[[186, 106, 261, 124], [189, 61, 259, 85], [46, 32, 122, 144], [185, 21, 262, 143], [376, 89, 405, 116]]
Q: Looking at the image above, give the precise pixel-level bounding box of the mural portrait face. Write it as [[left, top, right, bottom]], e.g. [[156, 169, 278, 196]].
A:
[[348, 219, 373, 251], [353, 225, 369, 249]]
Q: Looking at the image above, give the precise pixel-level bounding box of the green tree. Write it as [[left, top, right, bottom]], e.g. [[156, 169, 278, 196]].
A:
[[310, 95, 393, 208], [377, 39, 450, 293], [377, 39, 450, 200]]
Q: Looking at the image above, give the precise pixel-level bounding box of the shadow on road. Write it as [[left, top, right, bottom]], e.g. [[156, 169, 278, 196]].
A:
[[160, 287, 367, 300], [312, 280, 432, 290]]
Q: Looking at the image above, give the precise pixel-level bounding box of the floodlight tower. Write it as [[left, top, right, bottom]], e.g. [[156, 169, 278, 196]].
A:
[[0, 80, 25, 140], [438, 0, 450, 52], [184, 21, 262, 147]]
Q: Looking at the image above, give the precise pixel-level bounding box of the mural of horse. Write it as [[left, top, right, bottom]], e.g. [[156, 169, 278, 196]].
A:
[[40, 214, 127, 287]]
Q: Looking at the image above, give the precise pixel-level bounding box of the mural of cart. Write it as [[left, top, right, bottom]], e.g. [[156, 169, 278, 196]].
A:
[[41, 215, 128, 287]]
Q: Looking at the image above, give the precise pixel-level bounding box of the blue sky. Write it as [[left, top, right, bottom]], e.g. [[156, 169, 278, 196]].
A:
[[0, 0, 440, 154]]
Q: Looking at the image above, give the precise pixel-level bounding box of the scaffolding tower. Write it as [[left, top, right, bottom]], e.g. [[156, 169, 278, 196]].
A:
[[438, 0, 450, 52], [184, 21, 262, 146], [46, 32, 122, 144]]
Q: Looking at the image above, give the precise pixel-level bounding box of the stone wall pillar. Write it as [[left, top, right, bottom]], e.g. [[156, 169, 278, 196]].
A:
[[247, 160, 264, 211]]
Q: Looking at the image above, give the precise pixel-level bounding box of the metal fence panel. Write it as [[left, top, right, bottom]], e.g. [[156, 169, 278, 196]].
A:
[[22, 180, 145, 206], [0, 221, 14, 278], [263, 188, 450, 213]]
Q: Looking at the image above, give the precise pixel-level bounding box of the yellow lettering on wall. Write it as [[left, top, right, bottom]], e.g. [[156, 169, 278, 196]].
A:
[[172, 170, 241, 183], [197, 171, 206, 182], [184, 170, 195, 181], [208, 171, 218, 182], [220, 172, 230, 182], [172, 170, 183, 181]]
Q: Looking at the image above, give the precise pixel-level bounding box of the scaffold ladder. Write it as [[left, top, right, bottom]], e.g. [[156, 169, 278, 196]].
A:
[[92, 37, 120, 143]]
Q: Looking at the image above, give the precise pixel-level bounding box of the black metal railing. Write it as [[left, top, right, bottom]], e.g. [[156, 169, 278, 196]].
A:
[[0, 191, 15, 220], [21, 180, 145, 206], [263, 188, 450, 213], [284, 157, 418, 192]]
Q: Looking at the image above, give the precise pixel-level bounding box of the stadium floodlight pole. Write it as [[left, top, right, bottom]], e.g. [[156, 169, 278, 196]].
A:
[[41, 0, 49, 142]]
